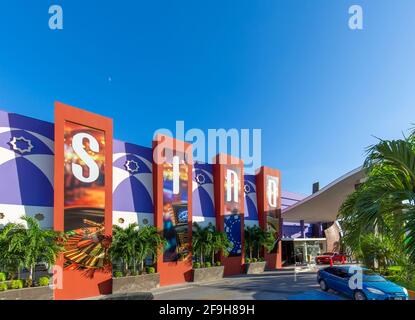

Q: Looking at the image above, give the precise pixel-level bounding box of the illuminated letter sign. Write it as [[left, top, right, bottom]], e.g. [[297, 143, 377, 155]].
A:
[[54, 102, 113, 300], [226, 169, 239, 203], [266, 176, 279, 208], [71, 132, 100, 183]]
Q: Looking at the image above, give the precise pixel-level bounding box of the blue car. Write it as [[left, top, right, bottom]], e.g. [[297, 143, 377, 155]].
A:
[[317, 266, 409, 300]]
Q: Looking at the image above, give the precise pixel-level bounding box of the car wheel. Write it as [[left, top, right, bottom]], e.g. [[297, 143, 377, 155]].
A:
[[319, 279, 329, 291], [354, 291, 367, 300]]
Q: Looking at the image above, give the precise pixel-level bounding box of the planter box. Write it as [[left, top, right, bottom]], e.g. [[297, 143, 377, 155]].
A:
[[0, 286, 52, 300], [192, 266, 224, 283], [112, 273, 160, 294], [245, 261, 266, 274]]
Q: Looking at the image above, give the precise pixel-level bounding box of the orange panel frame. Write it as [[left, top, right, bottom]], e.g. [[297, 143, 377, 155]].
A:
[[53, 101, 113, 300], [213, 154, 245, 276], [152, 134, 193, 286], [256, 166, 282, 270]]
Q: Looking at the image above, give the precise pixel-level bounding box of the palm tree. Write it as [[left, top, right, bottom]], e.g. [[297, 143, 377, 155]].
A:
[[210, 226, 232, 264], [244, 226, 256, 259], [11, 216, 64, 285], [192, 223, 213, 265], [110, 224, 140, 274], [339, 127, 415, 264], [0, 223, 24, 277], [258, 228, 277, 257], [135, 226, 165, 273]]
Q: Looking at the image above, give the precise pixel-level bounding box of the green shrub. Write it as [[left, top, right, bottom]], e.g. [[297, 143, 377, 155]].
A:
[[252, 258, 258, 263], [0, 283, 8, 292], [130, 270, 138, 276], [10, 279, 23, 290], [0, 272, 6, 282], [114, 271, 124, 278], [215, 261, 221, 266], [193, 262, 201, 269], [38, 277, 50, 287], [146, 267, 156, 274], [246, 258, 252, 264], [204, 262, 212, 268]]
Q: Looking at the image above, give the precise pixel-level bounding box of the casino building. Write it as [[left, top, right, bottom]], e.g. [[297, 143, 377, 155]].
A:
[[0, 102, 361, 299]]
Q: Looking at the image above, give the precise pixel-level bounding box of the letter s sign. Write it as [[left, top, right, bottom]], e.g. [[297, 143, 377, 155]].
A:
[[71, 132, 100, 183]]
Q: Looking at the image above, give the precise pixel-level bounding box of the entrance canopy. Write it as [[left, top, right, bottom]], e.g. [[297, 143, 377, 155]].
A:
[[282, 167, 365, 223]]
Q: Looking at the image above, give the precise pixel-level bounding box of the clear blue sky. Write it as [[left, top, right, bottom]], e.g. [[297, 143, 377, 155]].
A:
[[1, 1, 415, 195]]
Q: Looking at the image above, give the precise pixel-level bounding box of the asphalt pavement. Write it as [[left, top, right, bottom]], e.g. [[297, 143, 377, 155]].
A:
[[152, 270, 348, 300]]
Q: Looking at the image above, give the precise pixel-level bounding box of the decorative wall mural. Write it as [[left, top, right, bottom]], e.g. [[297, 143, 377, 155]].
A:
[[244, 175, 258, 226], [162, 153, 190, 262], [63, 121, 110, 271], [223, 165, 242, 257], [0, 111, 54, 208], [192, 163, 215, 226], [224, 214, 242, 256]]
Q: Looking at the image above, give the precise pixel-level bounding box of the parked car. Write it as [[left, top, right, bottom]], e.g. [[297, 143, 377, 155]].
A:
[[315, 252, 346, 264], [317, 266, 409, 300]]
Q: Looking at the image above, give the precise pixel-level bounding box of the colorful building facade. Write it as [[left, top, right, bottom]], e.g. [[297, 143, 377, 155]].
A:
[[0, 103, 317, 299]]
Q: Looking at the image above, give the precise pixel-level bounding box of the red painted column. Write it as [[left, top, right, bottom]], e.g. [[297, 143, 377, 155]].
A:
[[256, 166, 282, 270], [153, 134, 193, 286], [213, 154, 244, 276], [54, 102, 113, 300]]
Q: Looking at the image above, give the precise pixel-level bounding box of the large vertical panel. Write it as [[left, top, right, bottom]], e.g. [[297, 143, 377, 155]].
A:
[[153, 134, 193, 286], [192, 162, 216, 227], [0, 111, 54, 229], [112, 140, 154, 228], [256, 166, 282, 269], [244, 174, 259, 227], [54, 102, 113, 300], [213, 154, 244, 276]]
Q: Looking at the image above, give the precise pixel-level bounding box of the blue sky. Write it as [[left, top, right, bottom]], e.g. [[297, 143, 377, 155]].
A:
[[1, 1, 415, 195]]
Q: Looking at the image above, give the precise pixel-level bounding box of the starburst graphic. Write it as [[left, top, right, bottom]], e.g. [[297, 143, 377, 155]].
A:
[[9, 136, 34, 154], [195, 173, 206, 185], [125, 160, 139, 174]]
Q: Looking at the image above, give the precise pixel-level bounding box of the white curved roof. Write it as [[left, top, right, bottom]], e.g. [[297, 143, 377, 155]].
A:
[[282, 166, 366, 223]]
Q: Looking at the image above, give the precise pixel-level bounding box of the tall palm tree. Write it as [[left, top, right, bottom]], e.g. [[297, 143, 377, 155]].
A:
[[13, 216, 64, 285], [339, 128, 415, 263], [110, 224, 140, 274], [192, 222, 213, 265], [244, 226, 256, 259], [136, 226, 165, 272], [210, 225, 232, 264]]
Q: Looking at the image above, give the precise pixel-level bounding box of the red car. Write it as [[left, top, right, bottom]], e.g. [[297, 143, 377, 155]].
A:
[[315, 252, 347, 265]]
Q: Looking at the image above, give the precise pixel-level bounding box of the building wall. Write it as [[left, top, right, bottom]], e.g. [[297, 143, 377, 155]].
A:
[[192, 162, 216, 227], [0, 109, 314, 237], [112, 140, 154, 228], [0, 111, 54, 229], [244, 174, 259, 227]]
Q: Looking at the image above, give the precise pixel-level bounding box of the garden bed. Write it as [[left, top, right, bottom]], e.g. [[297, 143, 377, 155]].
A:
[[0, 285, 52, 300], [112, 273, 160, 294], [245, 261, 266, 274], [192, 266, 224, 283]]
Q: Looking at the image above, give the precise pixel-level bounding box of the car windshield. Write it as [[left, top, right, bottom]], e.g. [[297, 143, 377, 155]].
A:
[[348, 269, 386, 282], [321, 252, 333, 255]]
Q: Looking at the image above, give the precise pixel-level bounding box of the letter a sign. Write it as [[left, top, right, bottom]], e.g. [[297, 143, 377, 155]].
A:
[[53, 102, 113, 300]]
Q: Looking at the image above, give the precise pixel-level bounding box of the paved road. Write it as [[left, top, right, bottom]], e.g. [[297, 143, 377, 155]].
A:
[[152, 270, 348, 300]]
